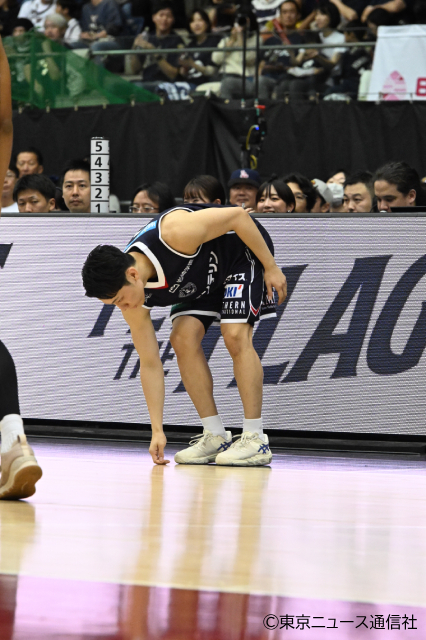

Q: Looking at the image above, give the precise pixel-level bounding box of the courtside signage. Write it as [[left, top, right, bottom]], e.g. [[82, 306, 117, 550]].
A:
[[1, 217, 426, 435]]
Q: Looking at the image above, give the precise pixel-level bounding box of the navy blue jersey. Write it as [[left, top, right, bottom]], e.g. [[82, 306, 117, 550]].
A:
[[124, 205, 274, 310]]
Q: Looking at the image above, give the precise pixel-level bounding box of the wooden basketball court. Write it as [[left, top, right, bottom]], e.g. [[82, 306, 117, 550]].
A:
[[1, 437, 425, 639]]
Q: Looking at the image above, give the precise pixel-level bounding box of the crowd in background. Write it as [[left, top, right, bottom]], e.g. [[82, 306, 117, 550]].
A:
[[2, 146, 426, 215], [0, 0, 425, 101]]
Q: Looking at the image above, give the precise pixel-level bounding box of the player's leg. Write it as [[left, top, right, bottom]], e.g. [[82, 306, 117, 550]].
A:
[[0, 341, 42, 499], [170, 314, 232, 464]]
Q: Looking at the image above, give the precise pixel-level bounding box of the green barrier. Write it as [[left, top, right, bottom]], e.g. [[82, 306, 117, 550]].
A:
[[3, 31, 160, 109]]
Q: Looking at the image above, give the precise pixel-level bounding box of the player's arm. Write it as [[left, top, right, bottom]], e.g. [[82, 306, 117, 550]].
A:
[[121, 305, 169, 465], [162, 206, 287, 304], [0, 35, 13, 214]]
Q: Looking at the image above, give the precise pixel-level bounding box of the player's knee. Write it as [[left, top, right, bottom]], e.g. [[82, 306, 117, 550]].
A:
[[221, 325, 250, 358], [170, 326, 200, 355]]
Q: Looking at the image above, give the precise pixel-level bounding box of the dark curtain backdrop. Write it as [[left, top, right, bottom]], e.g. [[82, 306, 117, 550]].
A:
[[11, 99, 426, 201]]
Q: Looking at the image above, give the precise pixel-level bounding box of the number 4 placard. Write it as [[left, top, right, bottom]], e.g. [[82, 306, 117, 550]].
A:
[[90, 137, 110, 213]]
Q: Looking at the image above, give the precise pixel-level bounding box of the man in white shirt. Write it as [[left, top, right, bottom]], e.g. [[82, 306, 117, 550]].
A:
[[55, 0, 82, 43], [18, 0, 57, 31]]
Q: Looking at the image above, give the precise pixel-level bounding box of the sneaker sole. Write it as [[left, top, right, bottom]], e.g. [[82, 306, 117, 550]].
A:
[[215, 453, 273, 467], [174, 453, 217, 465], [0, 459, 43, 500]]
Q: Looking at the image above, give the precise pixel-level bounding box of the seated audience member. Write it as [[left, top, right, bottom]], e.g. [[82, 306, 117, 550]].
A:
[[179, 11, 218, 89], [61, 159, 91, 213], [130, 181, 175, 213], [256, 177, 296, 213], [373, 161, 426, 212], [55, 0, 81, 43], [1, 165, 19, 212], [183, 175, 226, 204], [267, 0, 303, 38], [212, 13, 258, 99], [311, 178, 333, 212], [228, 168, 261, 210], [343, 170, 374, 212], [14, 174, 56, 212], [361, 0, 406, 24], [365, 7, 394, 37], [130, 0, 184, 92], [79, 0, 123, 67], [283, 171, 317, 212], [207, 0, 237, 32], [15, 147, 44, 177], [324, 20, 371, 99], [11, 17, 34, 36], [0, 0, 20, 37], [18, 0, 56, 31], [44, 12, 67, 42], [252, 0, 285, 30], [327, 169, 346, 184]]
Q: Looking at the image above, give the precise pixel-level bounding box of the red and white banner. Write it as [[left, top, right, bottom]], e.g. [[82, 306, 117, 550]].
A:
[[368, 25, 426, 101]]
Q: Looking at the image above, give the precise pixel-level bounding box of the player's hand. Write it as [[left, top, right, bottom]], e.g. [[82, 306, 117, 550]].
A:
[[264, 264, 287, 305], [149, 432, 170, 465]]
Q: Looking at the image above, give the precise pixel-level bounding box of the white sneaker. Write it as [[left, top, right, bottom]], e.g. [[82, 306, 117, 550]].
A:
[[174, 429, 232, 465], [215, 432, 272, 466]]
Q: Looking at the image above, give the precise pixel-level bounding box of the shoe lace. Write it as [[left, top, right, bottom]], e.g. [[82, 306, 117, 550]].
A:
[[232, 432, 256, 449], [188, 432, 214, 447]]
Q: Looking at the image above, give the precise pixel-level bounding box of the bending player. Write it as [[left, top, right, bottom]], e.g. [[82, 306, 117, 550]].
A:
[[0, 35, 42, 498], [82, 205, 286, 466]]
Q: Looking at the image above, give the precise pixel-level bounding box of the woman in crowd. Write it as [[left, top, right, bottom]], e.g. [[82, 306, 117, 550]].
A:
[[179, 10, 218, 89], [130, 181, 175, 213], [183, 174, 225, 204], [256, 178, 296, 213]]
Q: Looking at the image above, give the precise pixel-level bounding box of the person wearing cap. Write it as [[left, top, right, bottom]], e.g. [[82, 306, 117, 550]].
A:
[[311, 178, 333, 213], [228, 168, 261, 211]]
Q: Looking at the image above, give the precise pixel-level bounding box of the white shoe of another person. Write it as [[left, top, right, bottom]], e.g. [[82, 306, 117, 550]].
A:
[[174, 429, 232, 465], [215, 432, 272, 467]]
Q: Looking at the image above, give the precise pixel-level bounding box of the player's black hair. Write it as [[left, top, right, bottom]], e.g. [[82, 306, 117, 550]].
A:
[[13, 174, 56, 202], [15, 146, 43, 167], [343, 19, 366, 40], [373, 161, 426, 205], [189, 9, 211, 32], [282, 172, 317, 212], [256, 178, 296, 211], [344, 170, 374, 195], [152, 0, 175, 16], [82, 245, 136, 299], [61, 159, 91, 185], [131, 182, 175, 213], [317, 1, 341, 30], [183, 175, 226, 204]]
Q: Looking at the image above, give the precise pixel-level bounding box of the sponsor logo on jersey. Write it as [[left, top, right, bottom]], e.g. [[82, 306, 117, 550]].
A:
[[179, 282, 197, 298], [224, 273, 246, 283], [224, 284, 243, 298], [169, 284, 180, 294]]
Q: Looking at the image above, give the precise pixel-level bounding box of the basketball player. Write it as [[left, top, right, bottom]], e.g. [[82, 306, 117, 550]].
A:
[[83, 204, 287, 467], [0, 35, 42, 499]]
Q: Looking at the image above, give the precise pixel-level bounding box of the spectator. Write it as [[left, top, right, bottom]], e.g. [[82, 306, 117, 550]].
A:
[[207, 0, 237, 33], [228, 168, 261, 209], [0, 0, 20, 37], [178, 10, 218, 89], [365, 7, 394, 37], [11, 17, 34, 35], [130, 181, 175, 213], [61, 159, 91, 213], [55, 0, 81, 43], [256, 178, 295, 212], [361, 0, 406, 24], [18, 0, 56, 31], [183, 175, 226, 204], [311, 178, 333, 212], [343, 170, 374, 212], [13, 174, 56, 212], [1, 164, 19, 212], [373, 161, 426, 212], [283, 171, 317, 212], [130, 0, 184, 93], [324, 20, 371, 99], [328, 0, 368, 21], [44, 12, 67, 42], [252, 0, 285, 30], [212, 13, 258, 99], [267, 0, 303, 40], [79, 0, 123, 67], [328, 183, 345, 211], [15, 147, 43, 177], [327, 169, 346, 184]]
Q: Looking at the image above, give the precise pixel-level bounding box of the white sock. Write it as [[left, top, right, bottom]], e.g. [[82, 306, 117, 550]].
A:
[[201, 415, 227, 438], [243, 417, 265, 440], [0, 414, 25, 453]]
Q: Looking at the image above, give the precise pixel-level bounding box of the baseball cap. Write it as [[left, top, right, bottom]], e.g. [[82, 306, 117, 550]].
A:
[[312, 179, 334, 204], [228, 169, 261, 189], [327, 182, 344, 206]]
